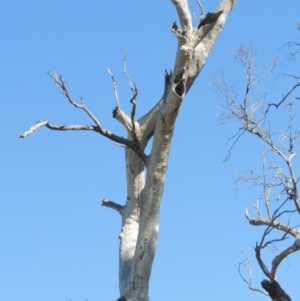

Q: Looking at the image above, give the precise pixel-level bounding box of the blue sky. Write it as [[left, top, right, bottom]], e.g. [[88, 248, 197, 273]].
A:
[[1, 1, 300, 300]]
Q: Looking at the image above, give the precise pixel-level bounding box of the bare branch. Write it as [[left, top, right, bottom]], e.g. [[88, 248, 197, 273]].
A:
[[20, 73, 149, 165], [18, 120, 49, 138], [18, 120, 98, 138], [107, 64, 136, 133], [255, 240, 271, 278], [48, 72, 106, 129], [122, 51, 135, 92], [108, 55, 144, 142], [48, 72, 145, 158], [102, 199, 124, 215], [283, 41, 300, 61], [271, 241, 300, 277], [107, 68, 120, 108], [138, 70, 172, 144], [249, 195, 299, 279], [121, 52, 140, 142], [18, 118, 147, 164], [222, 128, 246, 162], [112, 106, 133, 133], [265, 80, 300, 116], [129, 88, 138, 139], [236, 250, 268, 295], [245, 209, 300, 238], [196, 0, 205, 21], [171, 0, 193, 32]]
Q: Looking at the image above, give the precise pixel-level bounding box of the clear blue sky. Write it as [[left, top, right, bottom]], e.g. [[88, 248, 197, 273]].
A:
[[1, 1, 300, 300]]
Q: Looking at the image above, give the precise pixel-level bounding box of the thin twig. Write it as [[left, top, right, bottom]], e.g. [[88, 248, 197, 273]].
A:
[[265, 81, 300, 116], [122, 52, 141, 145], [107, 68, 120, 107], [122, 50, 135, 92], [196, 0, 204, 21], [236, 250, 268, 295]]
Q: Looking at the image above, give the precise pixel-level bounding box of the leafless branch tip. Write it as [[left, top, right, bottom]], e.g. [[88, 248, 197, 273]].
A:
[[107, 68, 120, 107]]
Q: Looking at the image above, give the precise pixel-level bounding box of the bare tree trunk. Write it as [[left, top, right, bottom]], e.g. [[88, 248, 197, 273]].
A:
[[19, 1, 237, 300], [117, 2, 237, 300]]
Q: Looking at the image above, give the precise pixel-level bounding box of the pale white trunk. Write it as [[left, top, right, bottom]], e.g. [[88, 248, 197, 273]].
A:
[[117, 1, 237, 300], [18, 1, 236, 300], [118, 148, 145, 294]]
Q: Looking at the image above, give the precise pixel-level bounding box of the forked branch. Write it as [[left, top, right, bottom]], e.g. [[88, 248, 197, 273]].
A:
[[236, 250, 268, 295], [19, 72, 148, 165], [265, 78, 300, 115], [108, 67, 133, 132]]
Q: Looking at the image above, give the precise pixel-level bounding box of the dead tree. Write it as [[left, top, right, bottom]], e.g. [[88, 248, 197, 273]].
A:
[[215, 44, 300, 301], [18, 1, 237, 300]]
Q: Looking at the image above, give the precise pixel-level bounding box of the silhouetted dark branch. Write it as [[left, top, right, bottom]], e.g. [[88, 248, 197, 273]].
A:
[[265, 80, 300, 116], [261, 279, 292, 301]]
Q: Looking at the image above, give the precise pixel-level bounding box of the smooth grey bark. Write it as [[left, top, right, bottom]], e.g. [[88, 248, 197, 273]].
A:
[[19, 1, 237, 300]]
